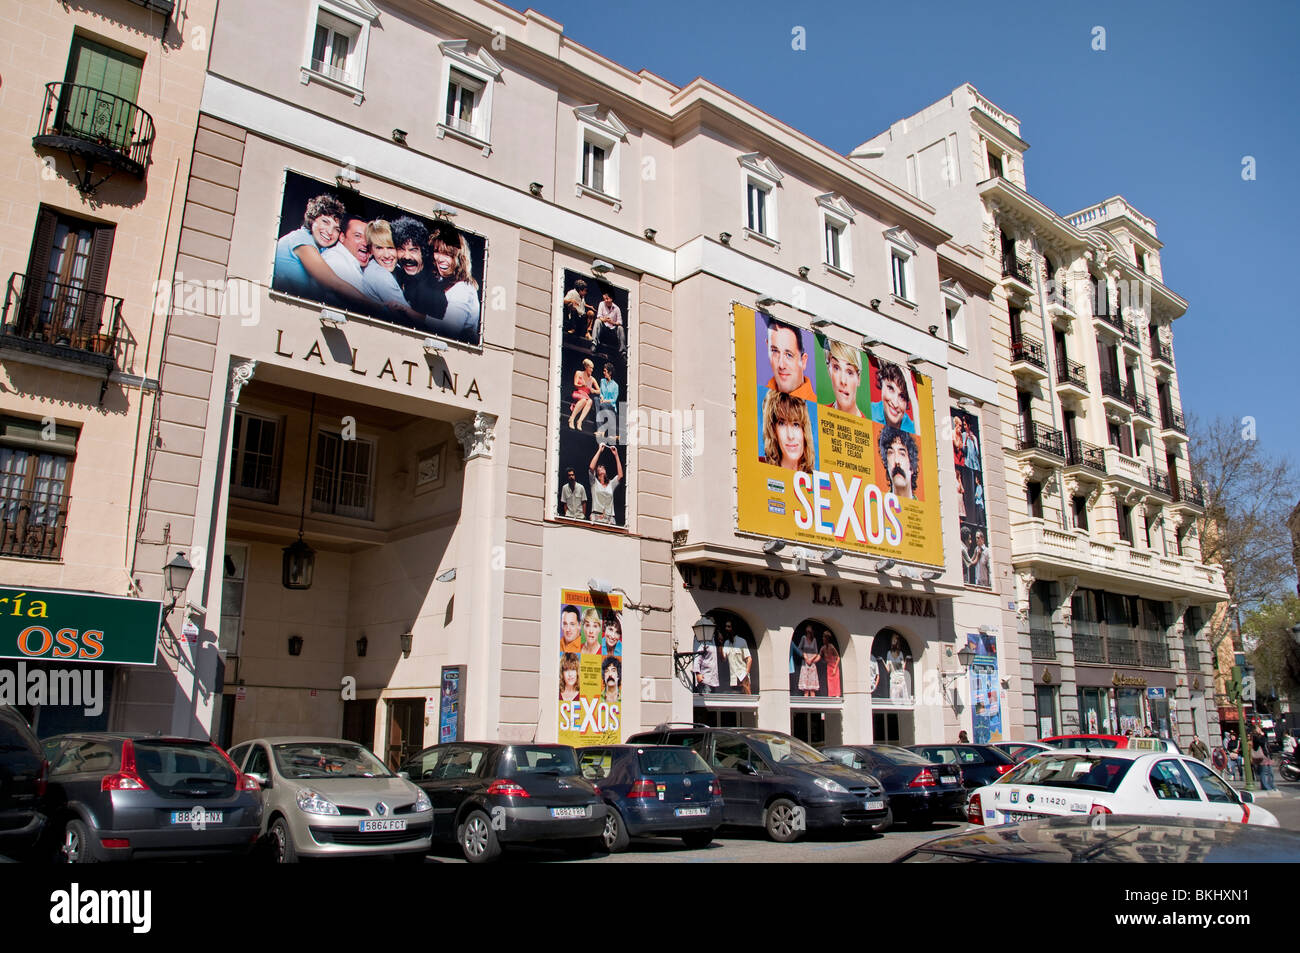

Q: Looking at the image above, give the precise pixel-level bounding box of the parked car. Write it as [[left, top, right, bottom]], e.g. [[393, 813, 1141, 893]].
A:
[[400, 742, 605, 863], [0, 706, 46, 859], [578, 744, 722, 851], [229, 737, 431, 863], [821, 744, 964, 830], [43, 733, 263, 863], [907, 743, 1017, 789], [991, 741, 1056, 763], [966, 748, 1279, 828], [1038, 733, 1128, 750], [627, 724, 888, 842], [897, 814, 1300, 863]]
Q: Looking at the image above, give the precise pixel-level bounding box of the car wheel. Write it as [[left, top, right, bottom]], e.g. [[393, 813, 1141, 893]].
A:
[[457, 810, 502, 863], [602, 807, 630, 853], [764, 798, 803, 843], [681, 830, 713, 849], [62, 819, 98, 864], [871, 807, 894, 834], [270, 817, 298, 864]]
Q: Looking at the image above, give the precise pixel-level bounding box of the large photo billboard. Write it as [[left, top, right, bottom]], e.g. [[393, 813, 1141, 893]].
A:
[[734, 304, 943, 564], [272, 171, 487, 346]]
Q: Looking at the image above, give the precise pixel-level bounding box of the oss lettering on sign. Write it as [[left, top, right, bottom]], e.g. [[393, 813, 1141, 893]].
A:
[[15, 626, 105, 660]]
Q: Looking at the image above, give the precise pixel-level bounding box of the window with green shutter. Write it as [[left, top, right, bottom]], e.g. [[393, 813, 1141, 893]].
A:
[[58, 35, 144, 150]]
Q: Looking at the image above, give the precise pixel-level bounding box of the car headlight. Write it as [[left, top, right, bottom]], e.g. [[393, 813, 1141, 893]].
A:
[[414, 790, 431, 813], [296, 790, 341, 815], [814, 777, 848, 794]]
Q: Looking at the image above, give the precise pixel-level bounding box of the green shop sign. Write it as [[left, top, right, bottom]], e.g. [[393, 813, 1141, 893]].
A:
[[0, 587, 162, 666]]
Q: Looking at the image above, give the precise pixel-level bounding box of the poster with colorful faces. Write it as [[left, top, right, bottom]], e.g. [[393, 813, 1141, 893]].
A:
[[951, 406, 992, 588], [734, 304, 943, 564], [966, 633, 1002, 743], [558, 588, 623, 747]]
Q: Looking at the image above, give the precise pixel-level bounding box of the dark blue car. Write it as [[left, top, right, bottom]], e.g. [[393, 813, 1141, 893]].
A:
[[578, 745, 722, 852]]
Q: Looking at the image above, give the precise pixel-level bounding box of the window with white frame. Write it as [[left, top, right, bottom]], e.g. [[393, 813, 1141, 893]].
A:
[[941, 279, 968, 348], [739, 153, 782, 242], [883, 226, 918, 305], [312, 430, 375, 520], [574, 105, 627, 203], [230, 411, 283, 503], [302, 0, 377, 99], [817, 193, 854, 275], [437, 41, 502, 151]]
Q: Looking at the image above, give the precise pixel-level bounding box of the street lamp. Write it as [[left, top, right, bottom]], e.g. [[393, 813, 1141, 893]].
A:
[[162, 552, 194, 611]]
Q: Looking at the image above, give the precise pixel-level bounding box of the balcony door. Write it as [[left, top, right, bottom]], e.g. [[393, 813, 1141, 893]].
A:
[[20, 207, 115, 346], [60, 35, 143, 148]]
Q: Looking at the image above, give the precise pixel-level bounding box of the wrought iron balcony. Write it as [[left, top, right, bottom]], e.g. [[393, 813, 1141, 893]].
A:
[[1030, 626, 1056, 660], [1107, 635, 1140, 666], [1131, 393, 1154, 421], [32, 82, 155, 185], [1056, 357, 1088, 392], [1, 272, 122, 371], [0, 488, 69, 560], [1001, 256, 1033, 286], [1093, 309, 1124, 334], [1016, 421, 1065, 457], [1146, 467, 1172, 496], [1152, 339, 1175, 366], [1010, 334, 1047, 370], [1161, 407, 1187, 434], [1066, 438, 1107, 475], [1174, 478, 1205, 508], [1098, 371, 1135, 408], [1073, 624, 1105, 664], [1121, 320, 1142, 348], [1140, 638, 1170, 669]]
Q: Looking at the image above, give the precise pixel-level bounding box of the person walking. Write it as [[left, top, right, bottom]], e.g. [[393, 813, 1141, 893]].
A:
[[1189, 735, 1210, 763], [1226, 731, 1242, 781], [1252, 727, 1276, 791]]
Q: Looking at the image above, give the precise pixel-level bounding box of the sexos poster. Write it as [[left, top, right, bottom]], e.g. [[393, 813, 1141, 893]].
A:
[[271, 171, 487, 346], [734, 304, 943, 563], [966, 632, 1002, 743], [558, 587, 623, 747]]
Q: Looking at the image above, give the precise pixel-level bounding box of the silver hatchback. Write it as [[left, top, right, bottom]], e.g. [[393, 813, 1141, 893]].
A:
[[229, 738, 432, 862]]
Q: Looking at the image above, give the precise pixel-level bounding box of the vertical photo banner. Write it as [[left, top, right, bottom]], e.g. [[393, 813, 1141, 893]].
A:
[[966, 632, 1002, 743], [556, 270, 630, 528], [558, 587, 624, 747], [950, 406, 992, 587], [734, 303, 942, 564]]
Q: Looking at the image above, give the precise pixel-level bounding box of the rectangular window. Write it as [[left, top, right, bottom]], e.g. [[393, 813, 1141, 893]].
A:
[[220, 544, 248, 656], [1117, 501, 1133, 543], [581, 139, 607, 194], [890, 250, 909, 300], [1026, 480, 1043, 519], [824, 220, 843, 269], [1072, 495, 1089, 531], [945, 300, 965, 348], [17, 207, 117, 352], [312, 430, 374, 520], [987, 150, 1003, 179], [60, 35, 144, 151], [0, 416, 78, 560], [747, 181, 768, 235], [310, 13, 360, 85], [444, 70, 484, 138], [229, 412, 282, 503]]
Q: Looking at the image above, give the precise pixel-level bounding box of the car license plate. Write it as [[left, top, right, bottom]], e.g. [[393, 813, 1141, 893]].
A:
[[170, 810, 223, 825], [941, 776, 957, 784], [865, 800, 884, 811], [359, 819, 407, 832], [550, 807, 586, 818], [675, 807, 708, 817], [1002, 811, 1041, 823]]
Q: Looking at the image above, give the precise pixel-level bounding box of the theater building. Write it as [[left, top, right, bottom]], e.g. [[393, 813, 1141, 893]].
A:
[[857, 85, 1226, 743], [0, 0, 215, 734]]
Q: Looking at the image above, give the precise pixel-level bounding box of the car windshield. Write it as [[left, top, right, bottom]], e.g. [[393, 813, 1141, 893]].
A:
[[745, 732, 827, 765], [638, 747, 711, 775], [501, 746, 579, 776], [865, 746, 933, 766], [1001, 754, 1132, 794], [133, 741, 235, 796], [272, 742, 392, 779]]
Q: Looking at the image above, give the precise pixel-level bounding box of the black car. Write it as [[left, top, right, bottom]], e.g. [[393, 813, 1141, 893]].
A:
[[401, 742, 606, 863], [578, 744, 723, 852], [907, 744, 1016, 789], [627, 725, 888, 842], [896, 814, 1300, 863], [41, 733, 263, 862], [0, 706, 46, 859], [821, 744, 965, 829]]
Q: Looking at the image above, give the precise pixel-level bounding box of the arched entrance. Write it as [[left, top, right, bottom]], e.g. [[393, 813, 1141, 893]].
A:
[[789, 619, 843, 746], [691, 609, 759, 729], [871, 628, 915, 745]]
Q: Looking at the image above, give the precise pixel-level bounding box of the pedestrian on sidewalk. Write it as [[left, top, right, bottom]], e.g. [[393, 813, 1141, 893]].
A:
[[1226, 731, 1242, 780], [1189, 736, 1210, 762], [1252, 727, 1276, 791]]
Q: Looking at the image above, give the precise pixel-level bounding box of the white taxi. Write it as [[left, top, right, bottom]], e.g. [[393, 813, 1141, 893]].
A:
[[966, 748, 1278, 828]]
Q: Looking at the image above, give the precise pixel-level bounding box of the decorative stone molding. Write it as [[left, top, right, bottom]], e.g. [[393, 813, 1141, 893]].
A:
[[454, 411, 497, 461], [1057, 575, 1079, 622], [1015, 570, 1035, 623], [228, 359, 256, 406]]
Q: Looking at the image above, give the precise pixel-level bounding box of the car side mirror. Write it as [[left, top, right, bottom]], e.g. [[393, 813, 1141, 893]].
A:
[[398, 771, 411, 780], [248, 772, 269, 788], [739, 762, 758, 776], [1240, 791, 1254, 804]]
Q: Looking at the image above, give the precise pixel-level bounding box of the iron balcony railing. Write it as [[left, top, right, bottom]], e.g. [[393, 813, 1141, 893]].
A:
[[0, 487, 69, 560], [1066, 438, 1107, 475], [2, 272, 123, 358], [1016, 421, 1065, 457], [1175, 478, 1205, 507], [1098, 371, 1135, 408], [1132, 393, 1154, 421], [1010, 334, 1047, 370], [1161, 407, 1187, 434], [1152, 339, 1175, 365], [1001, 256, 1033, 286], [1147, 467, 1173, 496], [1121, 319, 1142, 348], [1182, 641, 1202, 672], [1073, 621, 1106, 664], [1094, 309, 1124, 333], [1107, 635, 1140, 667], [1056, 357, 1088, 391], [1141, 638, 1170, 669], [34, 82, 155, 176], [1030, 626, 1056, 660], [1047, 282, 1071, 308]]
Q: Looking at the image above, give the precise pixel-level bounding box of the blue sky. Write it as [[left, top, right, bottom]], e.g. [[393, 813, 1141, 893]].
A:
[[531, 0, 1300, 461]]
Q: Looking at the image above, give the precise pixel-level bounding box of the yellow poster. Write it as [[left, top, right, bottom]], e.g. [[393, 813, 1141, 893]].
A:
[[558, 588, 624, 747], [735, 304, 943, 565]]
